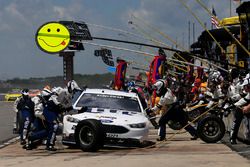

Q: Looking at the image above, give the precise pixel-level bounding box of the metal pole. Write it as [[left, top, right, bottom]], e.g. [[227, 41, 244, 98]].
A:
[[193, 22, 195, 43], [230, 0, 232, 17], [188, 21, 191, 50], [60, 52, 75, 84]]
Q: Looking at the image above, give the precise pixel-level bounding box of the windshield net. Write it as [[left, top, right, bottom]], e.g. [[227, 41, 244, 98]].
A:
[[76, 93, 141, 112]]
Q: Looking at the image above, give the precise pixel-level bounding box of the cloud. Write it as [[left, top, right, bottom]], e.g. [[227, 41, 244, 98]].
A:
[[5, 3, 32, 27]]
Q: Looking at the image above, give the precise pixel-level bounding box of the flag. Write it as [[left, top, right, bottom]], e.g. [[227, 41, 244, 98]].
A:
[[211, 7, 220, 29]]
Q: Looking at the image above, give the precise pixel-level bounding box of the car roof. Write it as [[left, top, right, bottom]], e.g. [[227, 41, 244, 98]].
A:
[[83, 88, 138, 98]]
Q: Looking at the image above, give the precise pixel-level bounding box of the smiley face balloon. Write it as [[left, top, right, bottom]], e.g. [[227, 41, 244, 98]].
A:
[[36, 22, 70, 53]]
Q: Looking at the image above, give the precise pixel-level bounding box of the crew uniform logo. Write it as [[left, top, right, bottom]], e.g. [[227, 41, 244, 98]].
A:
[[36, 22, 70, 54]]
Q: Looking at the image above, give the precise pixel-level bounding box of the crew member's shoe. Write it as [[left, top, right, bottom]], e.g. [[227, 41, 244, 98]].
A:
[[156, 136, 166, 141], [24, 140, 37, 150], [20, 139, 26, 145], [230, 138, 237, 145], [25, 144, 33, 150], [190, 135, 198, 140], [46, 145, 57, 151]]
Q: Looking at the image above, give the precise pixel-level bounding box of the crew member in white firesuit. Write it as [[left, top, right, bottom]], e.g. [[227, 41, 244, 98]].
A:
[[205, 70, 225, 109], [230, 77, 250, 144], [34, 87, 52, 120], [14, 89, 34, 145], [46, 80, 81, 151], [223, 69, 244, 116], [146, 79, 197, 141]]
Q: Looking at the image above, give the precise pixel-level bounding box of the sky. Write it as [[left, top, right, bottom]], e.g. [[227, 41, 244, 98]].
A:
[[0, 0, 242, 80]]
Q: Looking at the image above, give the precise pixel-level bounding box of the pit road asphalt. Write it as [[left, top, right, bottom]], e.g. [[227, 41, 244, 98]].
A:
[[0, 101, 249, 167]]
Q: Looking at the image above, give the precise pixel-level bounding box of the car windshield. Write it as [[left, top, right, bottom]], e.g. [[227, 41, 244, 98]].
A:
[[76, 93, 141, 112]]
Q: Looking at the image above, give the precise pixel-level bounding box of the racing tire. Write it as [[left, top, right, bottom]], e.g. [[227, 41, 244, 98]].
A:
[[75, 119, 105, 152], [197, 115, 225, 143]]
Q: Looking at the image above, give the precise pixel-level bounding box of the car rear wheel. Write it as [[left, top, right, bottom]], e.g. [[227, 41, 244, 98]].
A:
[[197, 115, 225, 143], [75, 119, 105, 152]]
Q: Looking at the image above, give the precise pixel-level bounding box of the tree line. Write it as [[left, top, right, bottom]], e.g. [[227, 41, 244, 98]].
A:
[[0, 73, 114, 93]]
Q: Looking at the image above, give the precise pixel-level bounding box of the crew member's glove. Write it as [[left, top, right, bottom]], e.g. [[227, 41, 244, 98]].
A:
[[145, 108, 155, 117], [79, 106, 88, 113], [66, 106, 73, 112]]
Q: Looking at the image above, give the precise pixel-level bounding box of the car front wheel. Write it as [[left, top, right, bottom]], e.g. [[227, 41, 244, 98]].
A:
[[75, 119, 105, 152]]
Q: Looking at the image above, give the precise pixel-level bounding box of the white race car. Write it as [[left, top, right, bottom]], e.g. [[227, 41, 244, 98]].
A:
[[62, 88, 150, 151]]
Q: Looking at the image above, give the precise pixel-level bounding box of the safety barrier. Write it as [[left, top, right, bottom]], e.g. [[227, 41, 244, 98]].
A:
[[0, 94, 5, 101]]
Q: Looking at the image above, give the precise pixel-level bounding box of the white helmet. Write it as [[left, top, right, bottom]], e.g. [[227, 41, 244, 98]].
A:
[[209, 70, 223, 83], [67, 80, 81, 93], [51, 86, 64, 95], [40, 88, 52, 97], [153, 79, 167, 96], [241, 78, 250, 87]]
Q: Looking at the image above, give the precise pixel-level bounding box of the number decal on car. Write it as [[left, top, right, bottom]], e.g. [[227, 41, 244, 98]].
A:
[[106, 133, 119, 138]]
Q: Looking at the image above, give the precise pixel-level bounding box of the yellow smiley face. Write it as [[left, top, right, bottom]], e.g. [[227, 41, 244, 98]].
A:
[[36, 22, 70, 53]]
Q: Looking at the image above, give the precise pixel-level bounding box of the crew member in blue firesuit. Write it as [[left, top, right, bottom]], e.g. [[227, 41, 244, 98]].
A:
[[24, 87, 52, 150], [14, 89, 34, 145], [25, 80, 81, 151]]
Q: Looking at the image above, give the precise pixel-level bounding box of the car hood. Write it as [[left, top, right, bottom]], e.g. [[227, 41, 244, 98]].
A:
[[71, 108, 148, 124]]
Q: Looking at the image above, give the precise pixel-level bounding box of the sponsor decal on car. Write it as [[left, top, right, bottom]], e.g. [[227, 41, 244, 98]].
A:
[[106, 133, 119, 138], [97, 94, 124, 99], [100, 119, 113, 123], [97, 115, 117, 120]]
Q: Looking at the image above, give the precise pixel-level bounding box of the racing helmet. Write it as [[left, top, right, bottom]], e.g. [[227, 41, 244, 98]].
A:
[[209, 70, 223, 83], [193, 78, 201, 87], [158, 48, 166, 57], [116, 57, 125, 63], [127, 81, 135, 91], [67, 80, 81, 93], [153, 79, 167, 96], [51, 86, 64, 95], [40, 87, 52, 97], [229, 68, 239, 80], [43, 85, 51, 91], [241, 78, 250, 87], [239, 70, 247, 80], [21, 89, 29, 96]]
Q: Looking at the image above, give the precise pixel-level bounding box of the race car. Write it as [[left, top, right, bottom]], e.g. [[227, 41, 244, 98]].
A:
[[4, 89, 21, 101], [62, 88, 150, 152]]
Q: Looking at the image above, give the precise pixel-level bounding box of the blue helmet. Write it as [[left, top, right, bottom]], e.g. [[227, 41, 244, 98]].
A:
[[127, 81, 135, 88]]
